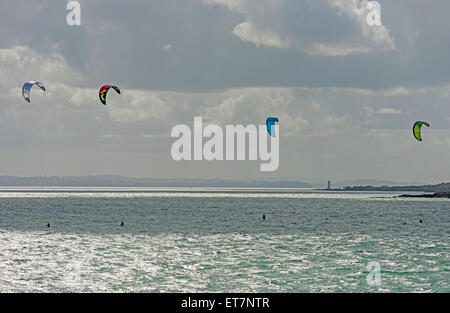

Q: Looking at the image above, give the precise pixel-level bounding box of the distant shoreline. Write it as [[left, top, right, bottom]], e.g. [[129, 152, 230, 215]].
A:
[[315, 183, 450, 198], [311, 180, 450, 200], [0, 175, 311, 188], [398, 192, 450, 199], [0, 175, 448, 192], [331, 182, 450, 193]]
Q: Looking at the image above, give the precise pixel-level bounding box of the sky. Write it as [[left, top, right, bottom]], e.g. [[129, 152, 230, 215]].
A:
[[0, 0, 449, 183]]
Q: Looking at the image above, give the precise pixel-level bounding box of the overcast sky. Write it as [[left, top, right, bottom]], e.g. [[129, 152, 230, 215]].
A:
[[0, 0, 449, 183]]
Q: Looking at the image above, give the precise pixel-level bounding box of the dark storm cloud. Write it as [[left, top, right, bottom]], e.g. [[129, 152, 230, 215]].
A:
[[1, 0, 450, 91]]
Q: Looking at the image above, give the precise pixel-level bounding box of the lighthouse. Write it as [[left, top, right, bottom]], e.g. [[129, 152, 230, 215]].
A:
[[327, 180, 331, 190]]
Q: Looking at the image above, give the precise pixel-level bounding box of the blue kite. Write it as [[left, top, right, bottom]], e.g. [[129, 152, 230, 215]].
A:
[[22, 81, 45, 102], [266, 117, 279, 137]]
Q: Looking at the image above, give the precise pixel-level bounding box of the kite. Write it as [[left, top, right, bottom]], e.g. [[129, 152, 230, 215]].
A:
[[22, 81, 45, 102], [99, 85, 121, 105], [413, 121, 430, 141], [266, 117, 279, 137]]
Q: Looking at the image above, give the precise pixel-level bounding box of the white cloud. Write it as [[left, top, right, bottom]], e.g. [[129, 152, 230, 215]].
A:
[[202, 0, 288, 49], [201, 0, 246, 13], [107, 91, 170, 123], [376, 107, 402, 115], [328, 0, 395, 50], [379, 87, 411, 96], [0, 45, 84, 88], [232, 21, 290, 49], [201, 0, 395, 56], [202, 87, 349, 137], [307, 43, 371, 57], [98, 134, 122, 139], [0, 45, 442, 138], [0, 43, 449, 180]]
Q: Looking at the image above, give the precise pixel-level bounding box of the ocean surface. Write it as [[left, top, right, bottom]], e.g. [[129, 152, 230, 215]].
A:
[[0, 187, 448, 292]]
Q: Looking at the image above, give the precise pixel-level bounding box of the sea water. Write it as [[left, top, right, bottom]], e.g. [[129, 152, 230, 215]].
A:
[[0, 187, 448, 292]]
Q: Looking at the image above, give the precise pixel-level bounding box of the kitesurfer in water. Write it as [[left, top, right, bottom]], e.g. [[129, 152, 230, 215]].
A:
[[262, 214, 266, 221], [120, 221, 124, 227], [47, 223, 50, 228]]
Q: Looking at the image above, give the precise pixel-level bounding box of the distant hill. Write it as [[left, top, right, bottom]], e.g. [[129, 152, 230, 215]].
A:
[[343, 182, 450, 192], [0, 175, 311, 188]]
